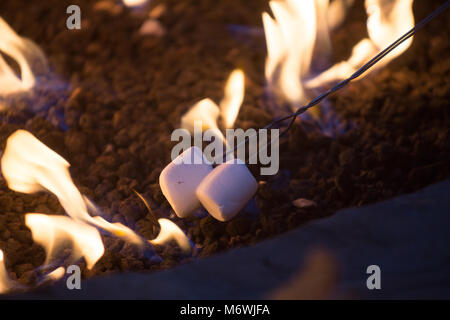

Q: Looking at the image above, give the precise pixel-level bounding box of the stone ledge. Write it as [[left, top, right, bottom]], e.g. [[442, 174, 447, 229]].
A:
[[8, 179, 450, 299]]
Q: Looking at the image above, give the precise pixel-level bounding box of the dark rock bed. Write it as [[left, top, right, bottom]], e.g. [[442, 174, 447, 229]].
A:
[[0, 0, 448, 295]]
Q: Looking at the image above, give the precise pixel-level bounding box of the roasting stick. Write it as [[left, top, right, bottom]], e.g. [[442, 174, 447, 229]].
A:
[[222, 0, 450, 163]]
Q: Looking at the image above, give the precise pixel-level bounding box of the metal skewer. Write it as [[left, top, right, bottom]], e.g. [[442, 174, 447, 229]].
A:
[[222, 0, 450, 162]]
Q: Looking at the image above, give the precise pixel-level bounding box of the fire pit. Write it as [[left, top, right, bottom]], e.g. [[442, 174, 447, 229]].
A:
[[0, 0, 449, 301]]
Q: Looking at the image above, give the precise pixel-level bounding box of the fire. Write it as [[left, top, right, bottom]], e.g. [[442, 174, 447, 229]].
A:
[[149, 218, 192, 254], [25, 214, 104, 270], [220, 69, 245, 129], [44, 267, 66, 282], [1, 130, 143, 247], [0, 249, 14, 294], [263, 0, 415, 106], [366, 0, 415, 57], [182, 98, 222, 134], [1, 130, 145, 272], [307, 0, 414, 88], [84, 196, 143, 244], [1, 130, 193, 277], [182, 69, 245, 136], [0, 17, 47, 95], [327, 0, 355, 31], [262, 0, 318, 106], [134, 191, 194, 253], [122, 0, 149, 8]]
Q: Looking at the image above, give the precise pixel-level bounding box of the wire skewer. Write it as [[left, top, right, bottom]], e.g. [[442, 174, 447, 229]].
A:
[[222, 0, 450, 162]]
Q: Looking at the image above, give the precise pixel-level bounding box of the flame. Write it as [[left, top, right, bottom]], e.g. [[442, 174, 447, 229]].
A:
[[134, 191, 193, 253], [306, 39, 376, 88], [314, 0, 333, 64], [0, 249, 14, 294], [149, 219, 192, 254], [25, 214, 104, 269], [181, 69, 245, 140], [263, 0, 414, 104], [220, 69, 245, 128], [306, 0, 414, 88], [122, 0, 148, 8], [366, 0, 414, 58], [44, 267, 65, 282], [84, 196, 143, 244], [1, 130, 143, 247], [327, 0, 355, 31], [0, 17, 47, 95], [181, 98, 226, 145], [263, 0, 318, 106], [182, 98, 221, 133]]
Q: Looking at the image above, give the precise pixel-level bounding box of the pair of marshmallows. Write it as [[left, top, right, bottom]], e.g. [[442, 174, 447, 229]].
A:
[[159, 147, 258, 222]]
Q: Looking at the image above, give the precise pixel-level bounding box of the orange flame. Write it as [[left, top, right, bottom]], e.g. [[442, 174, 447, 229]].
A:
[[220, 69, 245, 129], [306, 0, 414, 88], [263, 0, 318, 106], [1, 130, 145, 271], [182, 69, 245, 135], [263, 0, 415, 104], [182, 98, 221, 133], [122, 0, 148, 8], [1, 130, 143, 247], [25, 214, 104, 269], [134, 191, 193, 253], [44, 267, 66, 282], [0, 17, 47, 95], [149, 218, 192, 254], [0, 249, 14, 294], [327, 0, 355, 31]]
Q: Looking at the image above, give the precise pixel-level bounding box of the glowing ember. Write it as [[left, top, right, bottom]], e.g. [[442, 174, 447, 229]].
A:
[[1, 130, 143, 247], [149, 218, 192, 254], [0, 17, 47, 95], [25, 214, 104, 269]]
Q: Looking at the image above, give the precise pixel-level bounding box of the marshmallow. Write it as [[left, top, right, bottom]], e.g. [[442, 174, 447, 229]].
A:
[[196, 158, 258, 222], [159, 146, 213, 218]]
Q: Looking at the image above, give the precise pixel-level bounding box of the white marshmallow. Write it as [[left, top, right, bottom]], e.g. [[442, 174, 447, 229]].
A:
[[159, 146, 213, 218], [196, 158, 258, 222]]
